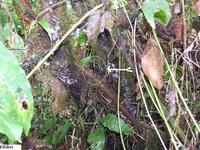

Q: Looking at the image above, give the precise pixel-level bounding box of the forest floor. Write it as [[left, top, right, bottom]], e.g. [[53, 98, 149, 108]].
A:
[[1, 0, 200, 149]]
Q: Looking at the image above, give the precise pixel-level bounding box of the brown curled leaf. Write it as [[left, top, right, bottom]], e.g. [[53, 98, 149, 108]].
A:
[[85, 10, 114, 42], [85, 10, 102, 42], [141, 38, 164, 90], [115, 10, 128, 27], [99, 11, 114, 33]]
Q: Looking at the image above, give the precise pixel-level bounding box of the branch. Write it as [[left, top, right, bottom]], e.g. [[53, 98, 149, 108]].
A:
[[27, 3, 104, 79]]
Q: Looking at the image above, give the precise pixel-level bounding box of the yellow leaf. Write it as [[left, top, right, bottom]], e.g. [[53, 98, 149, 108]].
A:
[[141, 38, 164, 90]]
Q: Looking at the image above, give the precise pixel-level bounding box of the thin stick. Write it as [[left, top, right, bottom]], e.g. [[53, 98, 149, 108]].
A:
[[117, 52, 126, 150], [180, 0, 187, 90], [36, 0, 67, 20], [153, 30, 200, 132], [27, 3, 104, 79]]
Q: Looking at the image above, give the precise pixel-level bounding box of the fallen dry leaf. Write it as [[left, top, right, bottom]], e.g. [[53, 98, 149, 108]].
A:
[[85, 10, 114, 42], [115, 10, 128, 27], [141, 38, 164, 90], [166, 90, 176, 120], [116, 34, 126, 50], [192, 0, 200, 16], [85, 10, 101, 41], [99, 11, 114, 32]]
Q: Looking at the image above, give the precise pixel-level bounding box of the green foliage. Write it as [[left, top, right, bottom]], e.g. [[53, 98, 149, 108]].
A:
[[0, 42, 33, 142], [66, 1, 78, 24], [142, 0, 171, 29], [32, 81, 71, 147], [29, 19, 54, 41], [29, 0, 38, 12], [90, 0, 98, 6], [163, 64, 182, 81], [45, 119, 71, 146], [9, 33, 25, 49], [185, 2, 197, 27], [12, 13, 24, 35], [75, 31, 88, 45], [0, 21, 26, 62], [86, 114, 132, 149], [29, 20, 37, 33], [100, 114, 132, 136], [166, 0, 174, 3], [0, 9, 8, 27], [71, 30, 88, 56], [87, 127, 105, 150], [0, 110, 22, 142], [0, 22, 25, 50], [29, 19, 55, 41], [80, 55, 97, 66], [0, 1, 24, 36], [38, 19, 54, 41], [41, 117, 59, 133], [0, 23, 11, 43]]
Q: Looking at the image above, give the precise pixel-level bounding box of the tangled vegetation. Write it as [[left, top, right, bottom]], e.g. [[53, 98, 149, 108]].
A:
[[0, 0, 200, 149]]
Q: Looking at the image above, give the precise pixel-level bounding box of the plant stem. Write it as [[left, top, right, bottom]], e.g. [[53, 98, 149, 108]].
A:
[[153, 30, 200, 132], [27, 3, 104, 79]]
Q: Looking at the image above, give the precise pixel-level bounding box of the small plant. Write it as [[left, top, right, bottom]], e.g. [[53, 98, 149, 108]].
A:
[[87, 114, 132, 150]]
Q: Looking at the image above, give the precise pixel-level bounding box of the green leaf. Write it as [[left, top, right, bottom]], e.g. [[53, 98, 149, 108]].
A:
[[0, 9, 8, 27], [87, 128, 105, 150], [0, 23, 11, 43], [3, 24, 11, 41], [38, 19, 54, 40], [142, 0, 171, 29], [41, 117, 58, 133], [0, 42, 33, 142], [0, 109, 22, 142], [9, 33, 25, 49], [80, 55, 97, 66], [46, 119, 71, 146], [100, 114, 132, 135], [66, 2, 79, 24], [13, 13, 24, 35], [29, 20, 37, 33], [75, 31, 88, 45], [56, 119, 71, 144]]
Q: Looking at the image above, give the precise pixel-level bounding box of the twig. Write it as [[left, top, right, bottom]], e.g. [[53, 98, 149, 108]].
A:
[[153, 30, 200, 132], [36, 0, 67, 20], [21, 48, 51, 69], [27, 3, 104, 79], [184, 31, 200, 53], [91, 108, 104, 132], [180, 0, 187, 90]]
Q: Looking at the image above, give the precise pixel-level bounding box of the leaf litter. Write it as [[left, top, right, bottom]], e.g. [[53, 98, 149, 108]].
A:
[[141, 38, 164, 90], [85, 9, 114, 42]]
